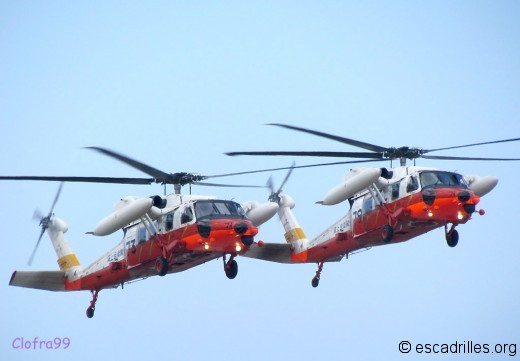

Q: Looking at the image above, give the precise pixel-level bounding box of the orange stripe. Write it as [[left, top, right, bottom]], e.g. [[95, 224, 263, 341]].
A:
[[284, 228, 306, 243], [291, 250, 308, 262], [57, 254, 80, 270]]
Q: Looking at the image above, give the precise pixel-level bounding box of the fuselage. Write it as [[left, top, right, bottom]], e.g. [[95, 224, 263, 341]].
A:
[[288, 166, 480, 263], [65, 194, 258, 291]]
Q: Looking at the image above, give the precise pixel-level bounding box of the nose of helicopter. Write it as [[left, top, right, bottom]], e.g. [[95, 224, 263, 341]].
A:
[[195, 218, 258, 252], [407, 187, 481, 223]]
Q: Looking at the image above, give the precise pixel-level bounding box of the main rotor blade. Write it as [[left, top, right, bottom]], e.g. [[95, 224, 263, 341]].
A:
[[210, 159, 382, 179], [194, 182, 267, 188], [28, 227, 45, 266], [268, 123, 388, 153], [422, 155, 520, 161], [226, 151, 384, 158], [0, 176, 155, 185], [86, 147, 170, 181], [425, 137, 520, 153]]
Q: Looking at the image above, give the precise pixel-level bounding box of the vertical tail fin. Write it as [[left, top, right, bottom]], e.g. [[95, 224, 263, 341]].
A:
[[241, 192, 308, 264], [46, 216, 82, 275], [277, 194, 309, 259]]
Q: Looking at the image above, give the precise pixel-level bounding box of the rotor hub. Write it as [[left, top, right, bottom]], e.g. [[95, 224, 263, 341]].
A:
[[384, 147, 424, 160]]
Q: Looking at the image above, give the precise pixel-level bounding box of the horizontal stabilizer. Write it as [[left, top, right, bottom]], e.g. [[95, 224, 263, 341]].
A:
[[9, 270, 66, 291], [243, 243, 294, 263]]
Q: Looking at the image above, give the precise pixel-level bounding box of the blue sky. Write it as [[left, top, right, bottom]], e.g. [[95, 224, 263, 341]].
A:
[[1, 1, 519, 360]]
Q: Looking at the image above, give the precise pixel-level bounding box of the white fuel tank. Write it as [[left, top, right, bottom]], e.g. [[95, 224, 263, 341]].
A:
[[466, 175, 498, 197], [90, 197, 154, 236], [242, 201, 279, 226], [318, 167, 382, 205]]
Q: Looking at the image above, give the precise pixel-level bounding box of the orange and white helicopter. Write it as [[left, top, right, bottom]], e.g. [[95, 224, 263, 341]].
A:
[[228, 124, 520, 287], [2, 147, 281, 318]]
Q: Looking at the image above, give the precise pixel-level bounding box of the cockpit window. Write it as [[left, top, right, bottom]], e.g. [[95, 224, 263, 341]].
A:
[[420, 171, 468, 189], [406, 176, 419, 193], [181, 207, 193, 224], [165, 213, 174, 231], [194, 200, 247, 219]]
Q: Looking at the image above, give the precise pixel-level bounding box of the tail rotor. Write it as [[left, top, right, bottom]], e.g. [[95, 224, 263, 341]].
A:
[[28, 183, 64, 266], [268, 161, 295, 204], [241, 163, 295, 227]]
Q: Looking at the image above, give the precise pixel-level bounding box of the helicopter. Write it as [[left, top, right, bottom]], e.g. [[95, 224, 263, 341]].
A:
[[3, 147, 282, 318], [227, 123, 520, 287]]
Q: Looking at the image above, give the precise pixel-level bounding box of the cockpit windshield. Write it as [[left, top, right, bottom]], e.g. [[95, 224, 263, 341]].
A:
[[419, 171, 468, 189], [194, 200, 247, 220]]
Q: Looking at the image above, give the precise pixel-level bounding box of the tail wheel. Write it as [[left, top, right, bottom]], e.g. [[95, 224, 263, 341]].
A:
[[155, 257, 169, 276], [225, 260, 238, 279], [446, 229, 459, 247], [381, 224, 394, 243], [85, 290, 99, 319], [311, 261, 324, 288]]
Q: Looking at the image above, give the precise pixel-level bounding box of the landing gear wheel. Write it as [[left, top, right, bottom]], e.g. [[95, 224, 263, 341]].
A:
[[446, 229, 459, 247], [225, 259, 238, 279], [86, 306, 95, 318], [311, 277, 320, 288], [381, 224, 394, 243], [155, 257, 169, 276]]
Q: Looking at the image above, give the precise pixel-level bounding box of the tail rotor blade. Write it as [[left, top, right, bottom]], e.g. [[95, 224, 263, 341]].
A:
[[28, 227, 46, 266], [28, 182, 64, 266], [278, 161, 295, 193], [266, 176, 275, 194], [267, 162, 296, 203], [32, 208, 44, 221], [48, 182, 63, 216]]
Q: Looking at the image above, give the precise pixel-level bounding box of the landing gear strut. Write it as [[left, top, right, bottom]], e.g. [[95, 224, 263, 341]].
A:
[[445, 224, 459, 248], [311, 261, 324, 288], [223, 254, 238, 279], [86, 290, 99, 318], [154, 235, 176, 277]]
